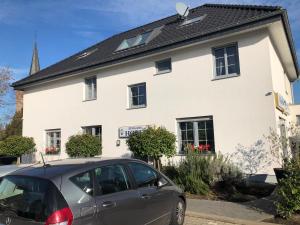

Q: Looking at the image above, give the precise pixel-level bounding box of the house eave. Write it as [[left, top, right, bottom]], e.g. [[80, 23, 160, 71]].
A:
[[13, 12, 298, 90]]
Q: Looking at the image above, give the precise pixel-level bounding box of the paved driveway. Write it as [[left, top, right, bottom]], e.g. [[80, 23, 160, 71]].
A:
[[187, 198, 275, 221], [185, 216, 234, 225]]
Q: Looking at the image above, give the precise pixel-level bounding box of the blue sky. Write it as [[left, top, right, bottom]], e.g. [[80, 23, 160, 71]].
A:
[[0, 0, 299, 120]]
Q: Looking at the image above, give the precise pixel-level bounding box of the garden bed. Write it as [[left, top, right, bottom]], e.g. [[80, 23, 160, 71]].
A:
[[186, 180, 276, 203], [263, 215, 300, 225]]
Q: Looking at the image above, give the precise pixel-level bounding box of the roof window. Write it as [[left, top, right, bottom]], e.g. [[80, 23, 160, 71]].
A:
[[77, 48, 98, 60], [180, 14, 207, 26], [116, 31, 152, 51]]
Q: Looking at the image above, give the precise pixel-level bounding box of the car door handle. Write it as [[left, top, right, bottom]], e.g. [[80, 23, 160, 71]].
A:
[[141, 194, 152, 200], [102, 201, 116, 208]]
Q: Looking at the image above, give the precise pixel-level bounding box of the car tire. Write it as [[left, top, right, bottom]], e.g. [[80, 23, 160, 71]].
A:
[[170, 198, 186, 225]]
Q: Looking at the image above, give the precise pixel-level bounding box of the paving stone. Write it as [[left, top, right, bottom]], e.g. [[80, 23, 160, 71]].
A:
[[184, 216, 237, 225]]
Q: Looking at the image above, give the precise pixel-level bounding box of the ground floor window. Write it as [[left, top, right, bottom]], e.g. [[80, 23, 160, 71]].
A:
[[45, 129, 61, 155], [178, 117, 215, 153], [83, 126, 102, 140]]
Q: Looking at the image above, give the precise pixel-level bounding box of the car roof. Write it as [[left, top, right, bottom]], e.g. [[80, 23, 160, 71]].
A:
[[0, 164, 34, 177], [8, 157, 139, 180]]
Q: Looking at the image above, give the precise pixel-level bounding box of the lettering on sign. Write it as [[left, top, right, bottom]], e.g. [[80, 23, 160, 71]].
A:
[[119, 126, 147, 138]]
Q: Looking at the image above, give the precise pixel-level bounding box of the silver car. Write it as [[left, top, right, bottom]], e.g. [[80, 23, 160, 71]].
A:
[[0, 158, 186, 225]]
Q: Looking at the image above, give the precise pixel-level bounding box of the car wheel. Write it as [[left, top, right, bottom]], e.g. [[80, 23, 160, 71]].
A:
[[170, 198, 185, 225]]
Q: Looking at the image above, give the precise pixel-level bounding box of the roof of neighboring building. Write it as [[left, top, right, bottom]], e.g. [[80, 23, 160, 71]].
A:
[[12, 3, 299, 89]]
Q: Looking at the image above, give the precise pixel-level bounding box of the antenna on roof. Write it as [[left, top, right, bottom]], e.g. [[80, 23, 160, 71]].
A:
[[40, 152, 47, 167], [176, 2, 190, 18]]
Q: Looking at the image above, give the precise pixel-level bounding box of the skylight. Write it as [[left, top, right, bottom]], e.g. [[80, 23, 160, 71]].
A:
[[180, 14, 207, 26], [77, 48, 98, 60], [116, 31, 152, 51]]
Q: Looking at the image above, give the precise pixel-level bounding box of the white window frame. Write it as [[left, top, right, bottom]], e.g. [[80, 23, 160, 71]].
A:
[[177, 117, 215, 154], [82, 125, 102, 140], [84, 76, 97, 101], [45, 129, 61, 155], [128, 83, 147, 109], [155, 58, 172, 75], [212, 43, 240, 80]]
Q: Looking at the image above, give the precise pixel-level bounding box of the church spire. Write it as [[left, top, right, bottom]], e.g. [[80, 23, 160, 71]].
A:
[[29, 41, 40, 75]]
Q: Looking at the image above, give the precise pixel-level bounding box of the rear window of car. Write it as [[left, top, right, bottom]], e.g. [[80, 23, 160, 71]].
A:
[[0, 175, 68, 222]]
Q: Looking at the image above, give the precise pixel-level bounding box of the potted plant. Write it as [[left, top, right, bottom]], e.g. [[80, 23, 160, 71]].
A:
[[266, 123, 300, 182], [45, 146, 60, 155]]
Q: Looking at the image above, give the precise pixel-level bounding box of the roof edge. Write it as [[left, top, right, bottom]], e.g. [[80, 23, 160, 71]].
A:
[[12, 14, 285, 90]]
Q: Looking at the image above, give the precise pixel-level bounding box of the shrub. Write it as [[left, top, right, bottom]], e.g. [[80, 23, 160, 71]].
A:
[[0, 135, 35, 157], [173, 146, 242, 196], [126, 126, 176, 170], [66, 134, 101, 157], [276, 158, 300, 218]]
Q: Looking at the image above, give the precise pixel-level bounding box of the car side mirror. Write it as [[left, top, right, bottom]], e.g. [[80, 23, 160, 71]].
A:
[[157, 177, 168, 188]]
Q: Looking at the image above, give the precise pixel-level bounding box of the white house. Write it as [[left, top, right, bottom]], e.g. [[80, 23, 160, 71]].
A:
[[13, 3, 299, 174]]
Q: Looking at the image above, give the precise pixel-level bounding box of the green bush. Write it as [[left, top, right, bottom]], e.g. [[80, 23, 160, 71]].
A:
[[66, 134, 101, 157], [126, 126, 176, 169], [172, 147, 242, 196], [276, 158, 300, 218], [0, 135, 35, 157]]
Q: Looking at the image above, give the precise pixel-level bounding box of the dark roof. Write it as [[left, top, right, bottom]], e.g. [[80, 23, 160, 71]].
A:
[[12, 3, 298, 89]]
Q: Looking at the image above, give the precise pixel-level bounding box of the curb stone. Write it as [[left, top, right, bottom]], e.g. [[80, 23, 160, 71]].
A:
[[186, 211, 278, 225]]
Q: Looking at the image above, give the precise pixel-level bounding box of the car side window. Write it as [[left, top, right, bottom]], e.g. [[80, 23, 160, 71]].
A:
[[94, 164, 130, 196], [70, 171, 94, 195], [127, 162, 158, 188]]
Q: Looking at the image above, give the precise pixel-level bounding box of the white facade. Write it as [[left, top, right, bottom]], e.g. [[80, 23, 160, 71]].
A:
[[21, 24, 298, 174]]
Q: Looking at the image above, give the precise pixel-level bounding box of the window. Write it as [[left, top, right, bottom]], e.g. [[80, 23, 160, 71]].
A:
[[180, 14, 207, 26], [155, 58, 172, 74], [70, 171, 94, 195], [213, 44, 240, 78], [83, 126, 102, 140], [85, 77, 97, 100], [127, 162, 158, 188], [0, 176, 67, 222], [94, 165, 130, 196], [45, 129, 61, 155], [129, 83, 146, 108], [296, 115, 300, 125], [116, 31, 152, 51], [178, 117, 215, 153]]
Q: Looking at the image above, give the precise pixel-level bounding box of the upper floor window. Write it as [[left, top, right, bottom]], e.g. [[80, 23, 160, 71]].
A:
[[116, 31, 152, 51], [213, 44, 240, 78], [129, 83, 146, 109], [155, 58, 172, 74], [178, 117, 215, 153], [85, 77, 97, 100], [83, 125, 102, 140], [45, 129, 61, 155]]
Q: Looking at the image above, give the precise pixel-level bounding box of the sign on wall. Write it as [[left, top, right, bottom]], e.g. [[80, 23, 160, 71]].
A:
[[119, 125, 148, 138], [275, 92, 289, 114]]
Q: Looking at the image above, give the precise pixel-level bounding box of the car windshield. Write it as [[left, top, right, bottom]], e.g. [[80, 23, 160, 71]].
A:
[[0, 176, 66, 222]]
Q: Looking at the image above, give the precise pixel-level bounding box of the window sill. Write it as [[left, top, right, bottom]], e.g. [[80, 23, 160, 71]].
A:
[[212, 74, 240, 81], [176, 152, 216, 156], [83, 98, 97, 102], [154, 70, 171, 76], [127, 105, 147, 110]]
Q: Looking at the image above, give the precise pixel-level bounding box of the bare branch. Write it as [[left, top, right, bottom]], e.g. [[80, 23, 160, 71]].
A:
[[0, 67, 13, 107]]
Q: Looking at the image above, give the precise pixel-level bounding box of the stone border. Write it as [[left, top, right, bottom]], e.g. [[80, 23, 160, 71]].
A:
[[186, 211, 276, 225]]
